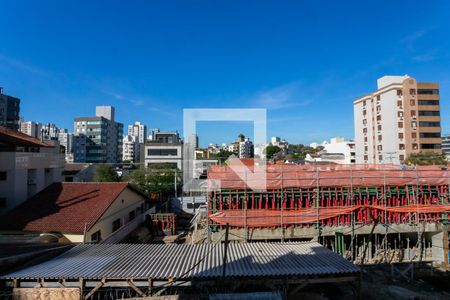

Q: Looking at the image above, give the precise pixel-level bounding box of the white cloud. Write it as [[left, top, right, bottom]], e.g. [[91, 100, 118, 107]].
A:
[[250, 83, 312, 110]]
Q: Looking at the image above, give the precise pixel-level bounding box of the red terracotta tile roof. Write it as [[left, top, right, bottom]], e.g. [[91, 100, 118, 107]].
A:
[[0, 182, 141, 234], [0, 126, 51, 148]]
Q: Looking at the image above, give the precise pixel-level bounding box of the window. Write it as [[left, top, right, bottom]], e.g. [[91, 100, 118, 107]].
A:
[[147, 149, 178, 156], [412, 143, 418, 150], [419, 121, 440, 127], [377, 125, 382, 131], [0, 172, 6, 181], [364, 155, 368, 161], [417, 89, 439, 95], [376, 115, 381, 121], [91, 230, 101, 242], [412, 121, 417, 128], [418, 111, 440, 116], [397, 100, 402, 107], [411, 132, 417, 139], [363, 110, 367, 115], [363, 119, 367, 125], [399, 144, 405, 150], [420, 132, 441, 138], [364, 137, 368, 142], [376, 105, 381, 112], [0, 198, 6, 208], [379, 155, 383, 161], [377, 145, 382, 151], [363, 100, 366, 106], [377, 95, 381, 101], [112, 218, 121, 232], [397, 89, 403, 96], [378, 135, 382, 141], [410, 89, 416, 95], [398, 133, 404, 139], [410, 110, 416, 117], [410, 99, 416, 106], [398, 122, 403, 128], [398, 111, 403, 117], [399, 155, 405, 161], [364, 146, 368, 152], [129, 210, 136, 221], [363, 128, 367, 134], [418, 100, 439, 106], [421, 144, 441, 149]]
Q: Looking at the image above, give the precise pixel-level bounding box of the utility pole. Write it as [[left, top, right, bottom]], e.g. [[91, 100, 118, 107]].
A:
[[222, 223, 230, 277]]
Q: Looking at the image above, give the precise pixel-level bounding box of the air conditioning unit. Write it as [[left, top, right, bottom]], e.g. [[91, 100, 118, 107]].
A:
[[412, 116, 417, 119], [400, 117, 404, 120], [28, 178, 37, 185]]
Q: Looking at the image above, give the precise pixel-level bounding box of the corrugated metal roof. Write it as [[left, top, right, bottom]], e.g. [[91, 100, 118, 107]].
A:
[[2, 242, 359, 280]]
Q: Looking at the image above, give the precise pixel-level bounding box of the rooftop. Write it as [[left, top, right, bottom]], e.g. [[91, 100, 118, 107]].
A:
[[2, 242, 360, 280], [0, 182, 143, 234], [0, 125, 51, 148]]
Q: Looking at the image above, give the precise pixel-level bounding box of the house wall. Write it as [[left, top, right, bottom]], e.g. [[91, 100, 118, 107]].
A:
[[85, 188, 146, 242]]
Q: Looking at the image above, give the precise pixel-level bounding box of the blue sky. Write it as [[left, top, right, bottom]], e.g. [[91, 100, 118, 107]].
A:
[[1, 0, 450, 147]]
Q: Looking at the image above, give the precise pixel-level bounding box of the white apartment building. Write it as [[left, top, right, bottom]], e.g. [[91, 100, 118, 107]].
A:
[[322, 137, 356, 164], [0, 126, 65, 214], [123, 135, 139, 162], [128, 121, 147, 144], [354, 75, 441, 165], [19, 121, 42, 139]]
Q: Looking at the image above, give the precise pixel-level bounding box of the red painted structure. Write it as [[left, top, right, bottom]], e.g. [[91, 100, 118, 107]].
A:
[[207, 163, 450, 229]]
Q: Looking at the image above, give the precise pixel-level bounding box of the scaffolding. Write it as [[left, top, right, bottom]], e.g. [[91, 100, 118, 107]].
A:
[[206, 163, 450, 262]]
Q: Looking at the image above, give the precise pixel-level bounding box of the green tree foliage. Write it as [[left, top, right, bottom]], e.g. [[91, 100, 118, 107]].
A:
[[125, 164, 182, 195], [287, 144, 324, 161], [210, 150, 235, 165], [265, 145, 282, 159], [95, 165, 120, 182], [405, 152, 448, 166]]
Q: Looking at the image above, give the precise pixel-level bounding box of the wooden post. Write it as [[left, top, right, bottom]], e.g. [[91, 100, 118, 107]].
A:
[[222, 223, 230, 277]]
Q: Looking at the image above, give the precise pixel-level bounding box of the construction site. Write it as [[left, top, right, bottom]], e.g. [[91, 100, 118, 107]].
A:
[[202, 163, 450, 265]]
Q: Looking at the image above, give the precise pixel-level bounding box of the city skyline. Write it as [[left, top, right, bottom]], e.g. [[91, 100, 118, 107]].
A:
[[1, 1, 450, 146]]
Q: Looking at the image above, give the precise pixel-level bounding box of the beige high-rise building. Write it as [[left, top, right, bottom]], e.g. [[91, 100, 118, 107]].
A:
[[354, 75, 441, 164]]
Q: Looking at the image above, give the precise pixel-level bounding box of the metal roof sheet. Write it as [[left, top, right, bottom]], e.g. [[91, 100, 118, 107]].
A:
[[2, 242, 359, 280]]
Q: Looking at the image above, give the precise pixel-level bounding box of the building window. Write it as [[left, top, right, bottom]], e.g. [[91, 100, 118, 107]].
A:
[[420, 132, 441, 138], [379, 155, 383, 161], [410, 99, 416, 106], [410, 110, 416, 117], [0, 198, 6, 208], [419, 121, 440, 127], [364, 146, 368, 152], [397, 100, 402, 107], [377, 95, 380, 101], [376, 115, 381, 121], [410, 89, 416, 95], [418, 111, 440, 116], [147, 149, 178, 156], [418, 100, 439, 106], [363, 128, 367, 134], [364, 137, 368, 142], [377, 145, 382, 151], [399, 155, 405, 161], [412, 132, 417, 139], [399, 144, 405, 150], [398, 111, 403, 118], [91, 230, 101, 242], [417, 89, 439, 95], [398, 133, 404, 139], [377, 125, 382, 131], [363, 100, 366, 106], [363, 119, 367, 125], [398, 122, 403, 128], [364, 155, 368, 161], [112, 218, 121, 232], [397, 89, 403, 96], [421, 144, 441, 149], [129, 210, 136, 221], [0, 172, 6, 181], [412, 144, 418, 150], [363, 110, 367, 115], [378, 135, 382, 141]]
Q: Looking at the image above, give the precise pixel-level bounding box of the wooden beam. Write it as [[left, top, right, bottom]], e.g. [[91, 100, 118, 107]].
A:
[[84, 279, 105, 300], [127, 280, 145, 296]]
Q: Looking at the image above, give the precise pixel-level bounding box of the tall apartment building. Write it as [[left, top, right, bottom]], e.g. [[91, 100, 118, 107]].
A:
[[73, 106, 123, 163], [20, 121, 42, 138], [0, 88, 20, 130], [141, 130, 183, 170], [122, 135, 139, 162], [128, 121, 147, 144], [442, 134, 450, 160], [354, 76, 441, 164]]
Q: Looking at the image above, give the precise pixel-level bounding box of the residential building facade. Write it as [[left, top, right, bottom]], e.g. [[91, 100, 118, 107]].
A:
[[0, 126, 64, 214], [19, 121, 42, 138], [73, 106, 123, 163], [442, 134, 450, 160], [122, 135, 139, 162], [128, 121, 147, 144], [0, 88, 20, 130], [141, 130, 183, 170], [354, 75, 441, 164]]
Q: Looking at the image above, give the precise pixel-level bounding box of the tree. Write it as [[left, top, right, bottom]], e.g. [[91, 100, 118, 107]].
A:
[[265, 145, 282, 159], [210, 150, 235, 165], [125, 164, 181, 196], [405, 152, 448, 166], [95, 165, 120, 182]]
